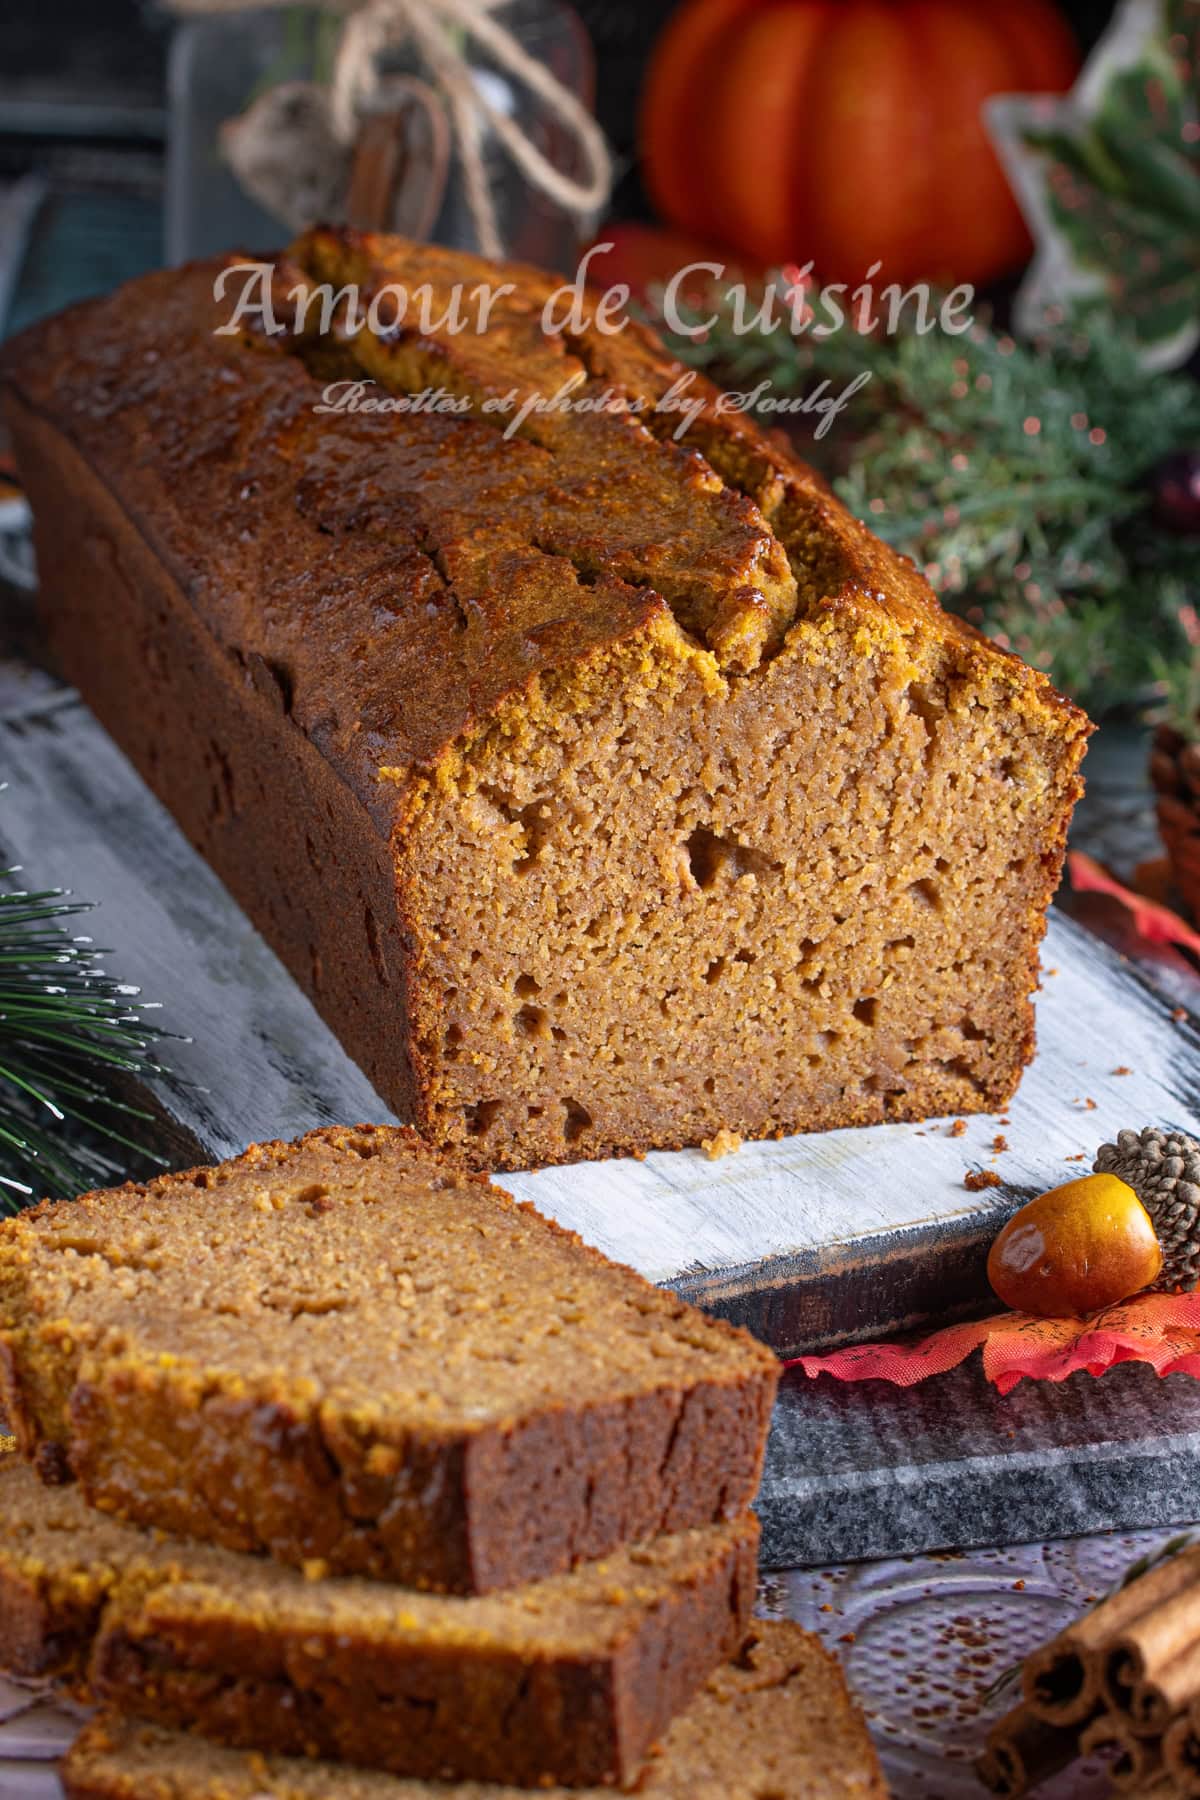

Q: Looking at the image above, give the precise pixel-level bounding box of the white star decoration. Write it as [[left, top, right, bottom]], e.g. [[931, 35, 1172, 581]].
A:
[[986, 0, 1200, 371]]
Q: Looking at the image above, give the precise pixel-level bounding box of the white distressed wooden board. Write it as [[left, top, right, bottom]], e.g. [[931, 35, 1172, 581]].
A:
[[3, 656, 1200, 1350]]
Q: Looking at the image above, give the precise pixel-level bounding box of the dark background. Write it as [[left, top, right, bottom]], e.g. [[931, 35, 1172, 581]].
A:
[[0, 0, 1123, 218]]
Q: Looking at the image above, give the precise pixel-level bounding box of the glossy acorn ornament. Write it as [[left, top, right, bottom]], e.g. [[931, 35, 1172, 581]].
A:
[[987, 1126, 1200, 1318], [1094, 1127, 1200, 1292], [987, 1173, 1163, 1319]]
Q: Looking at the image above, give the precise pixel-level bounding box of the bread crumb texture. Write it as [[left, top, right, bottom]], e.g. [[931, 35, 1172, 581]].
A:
[[0, 1126, 777, 1590]]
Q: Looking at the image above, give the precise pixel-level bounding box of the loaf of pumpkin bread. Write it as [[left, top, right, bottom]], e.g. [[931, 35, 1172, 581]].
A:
[[0, 230, 1089, 1168], [0, 1125, 778, 1592], [0, 1453, 756, 1786], [62, 1622, 886, 1799]]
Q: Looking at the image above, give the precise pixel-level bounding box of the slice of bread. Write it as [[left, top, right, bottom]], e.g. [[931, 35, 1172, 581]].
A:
[[61, 1622, 886, 1799], [0, 1125, 778, 1593], [0, 1454, 755, 1785]]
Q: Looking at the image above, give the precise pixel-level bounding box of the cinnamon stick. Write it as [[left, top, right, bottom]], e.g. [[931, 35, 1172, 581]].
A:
[[1165, 1707, 1200, 1796], [1105, 1588, 1200, 1736], [1080, 1711, 1164, 1790], [1024, 1551, 1200, 1726], [976, 1701, 1085, 1796]]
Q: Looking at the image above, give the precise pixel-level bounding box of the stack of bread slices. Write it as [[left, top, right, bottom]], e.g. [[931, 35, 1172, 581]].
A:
[[0, 1124, 884, 1798]]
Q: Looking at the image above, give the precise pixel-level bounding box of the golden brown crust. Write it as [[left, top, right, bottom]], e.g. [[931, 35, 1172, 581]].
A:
[[0, 232, 1084, 813]]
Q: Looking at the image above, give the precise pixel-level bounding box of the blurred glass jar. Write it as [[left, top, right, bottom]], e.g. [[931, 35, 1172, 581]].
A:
[[165, 1, 596, 270]]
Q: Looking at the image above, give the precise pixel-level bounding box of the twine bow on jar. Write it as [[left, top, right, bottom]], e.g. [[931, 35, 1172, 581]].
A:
[[165, 0, 614, 258]]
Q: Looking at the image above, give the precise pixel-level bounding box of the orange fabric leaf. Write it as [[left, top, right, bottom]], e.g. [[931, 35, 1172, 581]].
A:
[[1068, 851, 1200, 956], [790, 1294, 1200, 1393]]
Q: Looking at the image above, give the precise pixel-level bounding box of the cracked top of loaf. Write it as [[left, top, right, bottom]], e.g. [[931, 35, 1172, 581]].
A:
[[0, 228, 1084, 831]]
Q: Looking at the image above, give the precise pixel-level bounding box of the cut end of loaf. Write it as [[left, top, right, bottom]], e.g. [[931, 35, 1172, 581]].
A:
[[236, 229, 1090, 1168], [407, 608, 1087, 1169]]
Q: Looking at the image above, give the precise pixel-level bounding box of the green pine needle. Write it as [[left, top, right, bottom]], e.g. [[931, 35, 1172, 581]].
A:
[[0, 863, 181, 1210]]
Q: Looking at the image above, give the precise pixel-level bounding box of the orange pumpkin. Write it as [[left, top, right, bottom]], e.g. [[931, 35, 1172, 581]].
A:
[[585, 223, 749, 301], [640, 0, 1079, 289]]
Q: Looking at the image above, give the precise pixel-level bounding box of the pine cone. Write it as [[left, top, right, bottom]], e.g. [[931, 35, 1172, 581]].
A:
[[1094, 1126, 1200, 1292], [1150, 724, 1200, 922]]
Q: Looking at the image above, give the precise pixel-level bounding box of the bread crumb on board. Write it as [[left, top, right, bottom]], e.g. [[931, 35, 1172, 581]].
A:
[[948, 1120, 967, 1138], [702, 1128, 743, 1161], [991, 1134, 1009, 1154], [964, 1169, 1003, 1192]]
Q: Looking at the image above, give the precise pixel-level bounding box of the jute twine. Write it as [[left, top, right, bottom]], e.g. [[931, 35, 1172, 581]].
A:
[[166, 0, 613, 257]]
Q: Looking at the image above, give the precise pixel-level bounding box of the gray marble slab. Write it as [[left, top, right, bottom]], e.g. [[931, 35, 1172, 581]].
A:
[[759, 1358, 1200, 1567]]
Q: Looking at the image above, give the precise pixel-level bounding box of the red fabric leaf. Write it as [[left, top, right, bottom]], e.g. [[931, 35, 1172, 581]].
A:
[[1068, 850, 1200, 956], [790, 1294, 1200, 1392]]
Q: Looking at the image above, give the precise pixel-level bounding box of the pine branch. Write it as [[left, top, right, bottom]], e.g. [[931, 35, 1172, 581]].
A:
[[0, 859, 181, 1210], [659, 279, 1200, 714]]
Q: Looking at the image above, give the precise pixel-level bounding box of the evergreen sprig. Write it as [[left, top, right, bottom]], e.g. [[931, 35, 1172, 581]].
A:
[[0, 865, 177, 1210], [661, 280, 1200, 715]]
